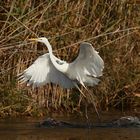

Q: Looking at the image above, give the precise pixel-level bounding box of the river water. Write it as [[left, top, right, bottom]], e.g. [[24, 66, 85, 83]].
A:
[[0, 111, 139, 140]]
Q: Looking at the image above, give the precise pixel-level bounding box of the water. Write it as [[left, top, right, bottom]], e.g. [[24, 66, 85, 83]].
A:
[[0, 112, 139, 140]]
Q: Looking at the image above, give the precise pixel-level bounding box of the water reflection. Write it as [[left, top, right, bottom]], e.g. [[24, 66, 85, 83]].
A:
[[0, 112, 139, 140]]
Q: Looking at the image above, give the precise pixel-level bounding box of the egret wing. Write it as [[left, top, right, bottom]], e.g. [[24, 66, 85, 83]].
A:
[[18, 54, 75, 88], [66, 42, 104, 86]]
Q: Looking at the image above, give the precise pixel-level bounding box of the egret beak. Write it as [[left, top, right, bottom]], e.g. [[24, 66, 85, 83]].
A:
[[28, 38, 38, 41]]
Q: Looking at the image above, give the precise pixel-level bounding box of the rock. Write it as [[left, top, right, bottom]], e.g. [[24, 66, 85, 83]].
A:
[[38, 116, 140, 128]]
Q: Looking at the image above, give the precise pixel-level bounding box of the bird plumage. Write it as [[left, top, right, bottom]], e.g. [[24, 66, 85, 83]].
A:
[[18, 37, 104, 89], [18, 53, 75, 88], [66, 42, 104, 87]]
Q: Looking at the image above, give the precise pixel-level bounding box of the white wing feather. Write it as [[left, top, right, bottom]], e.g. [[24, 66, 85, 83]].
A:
[[66, 42, 104, 86], [19, 42, 104, 88], [18, 54, 75, 88]]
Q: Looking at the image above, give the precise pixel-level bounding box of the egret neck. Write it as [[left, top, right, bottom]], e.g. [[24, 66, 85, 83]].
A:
[[43, 38, 69, 73]]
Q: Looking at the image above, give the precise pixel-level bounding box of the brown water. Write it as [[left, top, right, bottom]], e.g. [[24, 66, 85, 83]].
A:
[[0, 112, 139, 140]]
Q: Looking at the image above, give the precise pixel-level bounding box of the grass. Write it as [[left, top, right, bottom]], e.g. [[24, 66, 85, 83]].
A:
[[0, 0, 140, 117]]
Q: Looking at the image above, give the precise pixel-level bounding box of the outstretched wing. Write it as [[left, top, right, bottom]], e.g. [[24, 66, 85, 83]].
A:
[[66, 42, 104, 86], [18, 54, 75, 88]]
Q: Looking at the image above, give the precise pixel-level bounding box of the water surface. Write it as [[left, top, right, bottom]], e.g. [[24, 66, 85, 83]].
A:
[[0, 112, 139, 140]]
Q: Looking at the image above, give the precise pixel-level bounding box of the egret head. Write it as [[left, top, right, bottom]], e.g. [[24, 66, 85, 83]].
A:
[[29, 37, 48, 43]]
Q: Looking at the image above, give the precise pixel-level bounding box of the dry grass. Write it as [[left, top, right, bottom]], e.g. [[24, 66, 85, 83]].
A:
[[0, 0, 140, 117]]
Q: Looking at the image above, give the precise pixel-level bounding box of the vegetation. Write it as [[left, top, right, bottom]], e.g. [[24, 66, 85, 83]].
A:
[[0, 0, 140, 117]]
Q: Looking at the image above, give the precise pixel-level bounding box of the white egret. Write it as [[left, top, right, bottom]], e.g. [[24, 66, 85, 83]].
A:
[[18, 37, 104, 89]]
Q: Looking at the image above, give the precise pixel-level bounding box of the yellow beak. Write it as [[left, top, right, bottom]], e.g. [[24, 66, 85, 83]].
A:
[[28, 38, 38, 41]]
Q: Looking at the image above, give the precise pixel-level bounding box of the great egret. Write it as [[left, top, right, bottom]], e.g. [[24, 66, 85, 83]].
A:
[[18, 37, 104, 89]]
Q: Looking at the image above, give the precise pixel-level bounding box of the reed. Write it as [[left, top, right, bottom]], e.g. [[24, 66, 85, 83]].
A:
[[0, 0, 139, 117]]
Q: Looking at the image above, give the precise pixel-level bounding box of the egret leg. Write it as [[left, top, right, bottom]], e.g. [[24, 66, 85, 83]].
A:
[[74, 83, 100, 120], [85, 88, 101, 121]]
